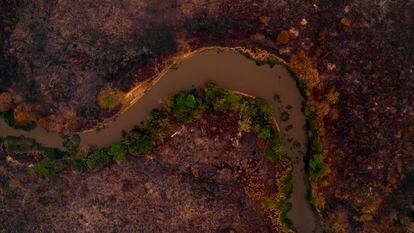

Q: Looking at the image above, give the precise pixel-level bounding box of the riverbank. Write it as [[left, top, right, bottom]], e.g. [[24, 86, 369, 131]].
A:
[[0, 49, 318, 233], [1, 83, 296, 232], [2, 1, 412, 231]]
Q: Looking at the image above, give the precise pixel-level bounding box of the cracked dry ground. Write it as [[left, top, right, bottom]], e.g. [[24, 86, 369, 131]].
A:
[[0, 112, 291, 233], [1, 1, 414, 232]]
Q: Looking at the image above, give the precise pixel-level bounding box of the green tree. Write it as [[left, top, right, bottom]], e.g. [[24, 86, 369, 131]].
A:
[[108, 143, 126, 163], [258, 128, 271, 140], [142, 110, 171, 139], [128, 136, 152, 156], [72, 156, 88, 172], [204, 82, 222, 106], [225, 93, 241, 110], [175, 92, 196, 109], [85, 150, 112, 171], [34, 158, 63, 177], [309, 153, 326, 180]]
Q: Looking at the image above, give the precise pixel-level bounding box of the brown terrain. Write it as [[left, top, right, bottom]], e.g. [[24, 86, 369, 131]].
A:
[[0, 111, 292, 233], [1, 0, 413, 232]]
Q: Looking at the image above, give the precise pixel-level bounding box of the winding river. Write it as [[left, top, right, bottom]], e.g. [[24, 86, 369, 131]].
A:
[[0, 49, 318, 233]]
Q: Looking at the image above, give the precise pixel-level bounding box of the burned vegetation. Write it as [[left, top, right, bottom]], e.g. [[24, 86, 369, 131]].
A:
[[0, 84, 294, 233], [1, 0, 413, 232]]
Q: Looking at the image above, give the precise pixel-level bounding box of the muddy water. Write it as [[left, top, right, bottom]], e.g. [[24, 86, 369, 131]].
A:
[[0, 49, 317, 233]]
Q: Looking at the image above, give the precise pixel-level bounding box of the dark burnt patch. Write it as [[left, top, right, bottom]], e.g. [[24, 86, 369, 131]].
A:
[[0, 0, 413, 231]]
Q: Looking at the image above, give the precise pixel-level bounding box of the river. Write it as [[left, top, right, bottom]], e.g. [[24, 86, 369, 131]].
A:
[[0, 49, 318, 233]]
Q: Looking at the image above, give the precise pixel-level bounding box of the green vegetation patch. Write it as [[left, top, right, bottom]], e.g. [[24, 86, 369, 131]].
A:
[[108, 143, 126, 163], [235, 48, 326, 223], [85, 150, 113, 172], [175, 92, 196, 109], [308, 133, 326, 181], [262, 198, 295, 231], [309, 153, 326, 181], [34, 158, 63, 177], [305, 104, 327, 182], [13, 82, 286, 179], [265, 134, 288, 161], [0, 136, 67, 177], [3, 82, 294, 231], [0, 136, 66, 159], [0, 111, 36, 131], [303, 100, 328, 214], [72, 147, 120, 173], [126, 136, 152, 156], [258, 128, 271, 140], [282, 170, 294, 199], [62, 134, 80, 153], [97, 87, 124, 110]]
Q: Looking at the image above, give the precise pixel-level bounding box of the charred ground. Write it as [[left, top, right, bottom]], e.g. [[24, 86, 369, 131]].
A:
[[0, 111, 292, 233], [1, 0, 413, 232]]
